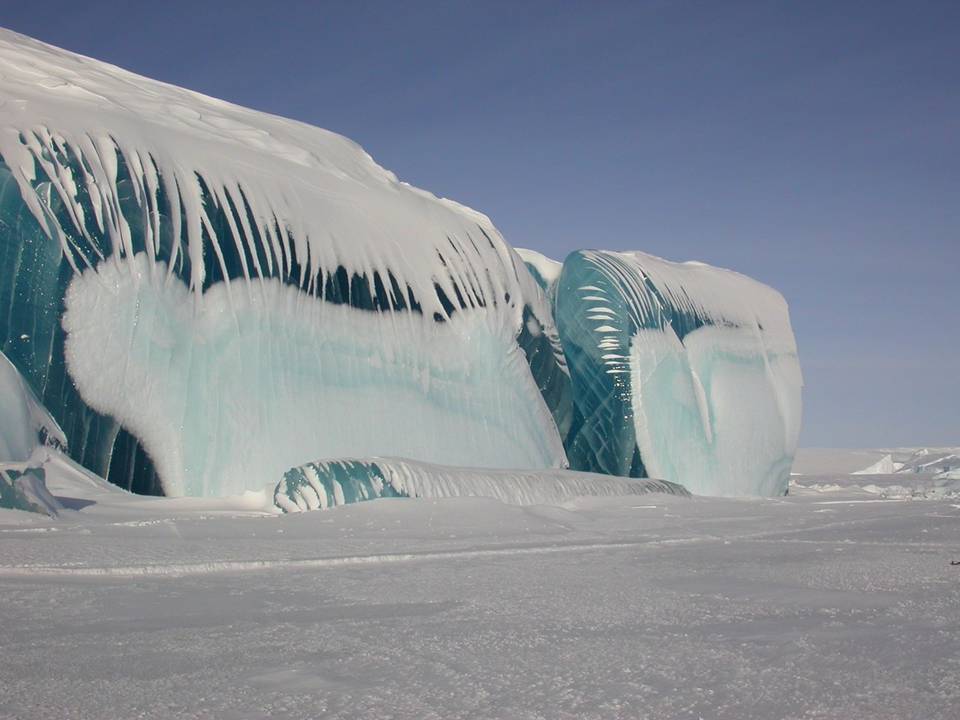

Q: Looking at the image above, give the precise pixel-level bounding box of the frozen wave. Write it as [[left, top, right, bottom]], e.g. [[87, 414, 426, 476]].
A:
[[543, 249, 802, 496], [274, 458, 689, 513], [0, 29, 568, 496]]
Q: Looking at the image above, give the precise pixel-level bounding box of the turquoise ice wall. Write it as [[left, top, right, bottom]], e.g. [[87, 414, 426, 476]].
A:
[[0, 150, 569, 496]]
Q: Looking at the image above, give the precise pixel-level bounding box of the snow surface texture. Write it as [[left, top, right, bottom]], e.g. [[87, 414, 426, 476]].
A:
[[274, 457, 688, 512], [0, 29, 569, 496], [0, 451, 957, 719], [519, 248, 802, 496]]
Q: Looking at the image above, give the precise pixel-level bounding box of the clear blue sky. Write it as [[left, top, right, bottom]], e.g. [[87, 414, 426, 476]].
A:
[[2, 1, 957, 447]]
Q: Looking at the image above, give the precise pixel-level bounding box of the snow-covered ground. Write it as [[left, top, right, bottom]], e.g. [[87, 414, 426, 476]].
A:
[[1, 457, 958, 719]]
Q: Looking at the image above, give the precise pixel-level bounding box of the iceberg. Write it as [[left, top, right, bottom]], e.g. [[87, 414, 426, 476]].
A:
[[533, 249, 802, 496], [0, 29, 802, 502], [0, 29, 568, 497]]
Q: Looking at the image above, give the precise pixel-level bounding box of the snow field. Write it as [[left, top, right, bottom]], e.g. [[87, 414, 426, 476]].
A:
[[0, 464, 957, 719]]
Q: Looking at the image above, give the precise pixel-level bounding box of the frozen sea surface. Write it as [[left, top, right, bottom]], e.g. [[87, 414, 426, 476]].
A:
[[0, 461, 958, 719]]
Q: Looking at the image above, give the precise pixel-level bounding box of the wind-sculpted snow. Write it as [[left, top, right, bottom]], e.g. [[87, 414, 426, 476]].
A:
[[274, 457, 689, 513], [0, 30, 569, 496], [552, 250, 802, 496]]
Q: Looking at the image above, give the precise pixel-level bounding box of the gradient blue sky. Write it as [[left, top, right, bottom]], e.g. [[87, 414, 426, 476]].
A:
[[3, 1, 957, 447]]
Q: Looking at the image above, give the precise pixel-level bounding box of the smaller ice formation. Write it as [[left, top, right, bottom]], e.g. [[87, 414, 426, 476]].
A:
[[1, 351, 64, 514], [274, 457, 689, 513], [519, 249, 803, 497]]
